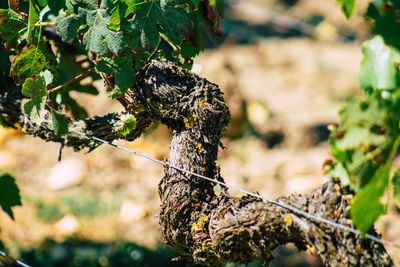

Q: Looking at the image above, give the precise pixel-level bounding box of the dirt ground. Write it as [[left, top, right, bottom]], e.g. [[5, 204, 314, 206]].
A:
[[1, 0, 400, 266]]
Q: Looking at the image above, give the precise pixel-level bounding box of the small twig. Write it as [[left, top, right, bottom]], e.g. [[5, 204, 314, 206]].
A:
[[35, 22, 57, 27], [49, 68, 95, 93]]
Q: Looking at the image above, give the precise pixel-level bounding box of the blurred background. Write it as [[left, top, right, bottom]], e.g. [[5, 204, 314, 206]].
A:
[[1, 0, 400, 266]]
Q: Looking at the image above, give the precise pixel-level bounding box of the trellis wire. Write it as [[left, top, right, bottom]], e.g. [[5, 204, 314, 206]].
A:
[[0, 250, 31, 267], [69, 128, 400, 250]]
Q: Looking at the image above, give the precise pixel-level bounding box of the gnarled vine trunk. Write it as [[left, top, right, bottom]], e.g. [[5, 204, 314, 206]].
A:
[[0, 60, 395, 266]]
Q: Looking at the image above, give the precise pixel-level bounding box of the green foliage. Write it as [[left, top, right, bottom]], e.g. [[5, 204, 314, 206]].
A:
[[350, 160, 389, 234], [393, 168, 400, 207], [33, 191, 122, 221], [10, 43, 57, 85], [359, 35, 400, 92], [116, 114, 136, 135], [365, 0, 400, 49], [331, 0, 400, 234], [22, 75, 48, 124], [50, 108, 69, 135], [56, 12, 80, 41], [336, 0, 357, 18], [0, 8, 28, 47], [0, 174, 22, 220]]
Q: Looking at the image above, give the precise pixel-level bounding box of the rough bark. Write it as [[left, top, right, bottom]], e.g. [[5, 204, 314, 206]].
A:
[[0, 91, 152, 152], [0, 60, 395, 266]]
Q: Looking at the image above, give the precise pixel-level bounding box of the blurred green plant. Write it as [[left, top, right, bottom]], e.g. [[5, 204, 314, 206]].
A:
[[18, 239, 311, 267], [324, 0, 400, 234], [32, 191, 122, 221]]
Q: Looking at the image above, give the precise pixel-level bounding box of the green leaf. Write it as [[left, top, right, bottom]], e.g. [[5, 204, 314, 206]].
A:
[[23, 97, 46, 124], [336, 0, 356, 19], [56, 12, 80, 41], [108, 87, 124, 99], [40, 70, 54, 87], [47, 0, 66, 14], [95, 57, 116, 74], [95, 57, 135, 98], [83, 9, 126, 56], [351, 160, 390, 235], [114, 62, 135, 93], [115, 114, 136, 135], [393, 168, 400, 208], [22, 75, 47, 98], [335, 126, 386, 151], [0, 174, 22, 220], [359, 36, 400, 91], [0, 8, 28, 47], [108, 4, 121, 31], [365, 0, 400, 50], [128, 0, 189, 49], [28, 0, 41, 42], [323, 160, 352, 188], [10, 43, 58, 85], [328, 95, 397, 191], [51, 108, 69, 135]]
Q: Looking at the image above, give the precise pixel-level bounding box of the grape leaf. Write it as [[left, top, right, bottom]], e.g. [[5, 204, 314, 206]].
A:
[[0, 8, 28, 47], [22, 75, 48, 124], [332, 97, 388, 151], [82, 9, 126, 57], [47, 0, 67, 14], [95, 57, 135, 98], [108, 4, 121, 31], [95, 57, 116, 74], [27, 0, 41, 42], [366, 0, 400, 50], [115, 62, 135, 93], [10, 43, 57, 85], [22, 75, 47, 98], [336, 0, 356, 19], [0, 174, 22, 220], [351, 160, 390, 235], [23, 97, 47, 124], [115, 114, 136, 136], [328, 95, 397, 191], [359, 35, 400, 92], [40, 69, 54, 87], [128, 0, 189, 49], [56, 11, 80, 41], [51, 108, 69, 135]]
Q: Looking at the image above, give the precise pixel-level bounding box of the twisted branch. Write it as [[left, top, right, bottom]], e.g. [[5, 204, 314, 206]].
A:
[[0, 60, 395, 266]]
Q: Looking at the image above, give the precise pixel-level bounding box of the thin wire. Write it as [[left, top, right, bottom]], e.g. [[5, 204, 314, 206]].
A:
[[0, 250, 31, 267], [69, 128, 400, 250]]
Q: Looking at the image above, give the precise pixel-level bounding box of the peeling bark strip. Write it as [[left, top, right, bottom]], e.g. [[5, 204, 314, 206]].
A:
[[0, 60, 395, 266], [137, 60, 394, 266]]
